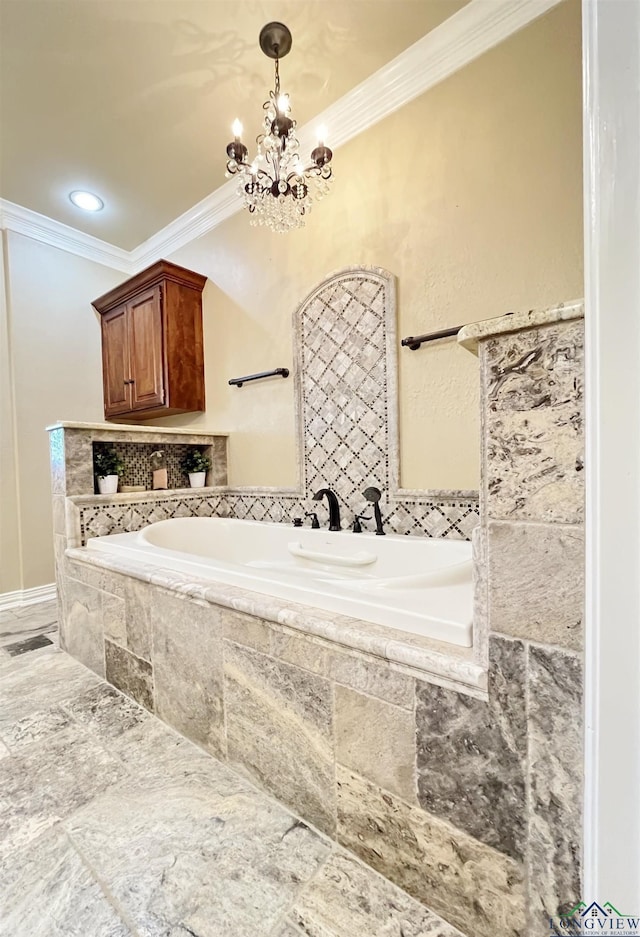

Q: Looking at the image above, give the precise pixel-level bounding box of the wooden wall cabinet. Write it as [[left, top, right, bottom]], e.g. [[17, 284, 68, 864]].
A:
[[93, 260, 207, 421]]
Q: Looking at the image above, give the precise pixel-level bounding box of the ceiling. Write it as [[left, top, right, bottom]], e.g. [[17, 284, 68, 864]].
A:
[[0, 0, 467, 250]]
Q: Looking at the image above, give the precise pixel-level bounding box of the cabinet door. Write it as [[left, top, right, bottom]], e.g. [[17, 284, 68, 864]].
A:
[[101, 305, 132, 416], [127, 286, 165, 411]]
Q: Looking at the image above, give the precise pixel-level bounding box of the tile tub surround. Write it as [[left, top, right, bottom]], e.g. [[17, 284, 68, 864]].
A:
[[48, 299, 585, 935], [460, 300, 585, 932], [58, 546, 579, 937]]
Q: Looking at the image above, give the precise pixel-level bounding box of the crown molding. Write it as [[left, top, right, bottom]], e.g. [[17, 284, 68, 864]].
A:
[[130, 181, 239, 270], [0, 199, 133, 274], [293, 0, 563, 156], [0, 0, 563, 273]]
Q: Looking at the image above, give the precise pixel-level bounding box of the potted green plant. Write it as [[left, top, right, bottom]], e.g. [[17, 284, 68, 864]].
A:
[[94, 448, 125, 495], [181, 448, 211, 488]]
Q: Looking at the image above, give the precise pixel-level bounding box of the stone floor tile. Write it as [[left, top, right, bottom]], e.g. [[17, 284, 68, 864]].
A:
[[289, 850, 466, 937], [0, 648, 102, 727], [0, 724, 128, 854], [61, 682, 151, 742], [0, 705, 75, 752], [66, 773, 331, 937], [0, 824, 132, 937]]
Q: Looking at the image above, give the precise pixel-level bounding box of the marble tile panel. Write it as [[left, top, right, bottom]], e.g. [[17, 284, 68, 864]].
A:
[[271, 923, 306, 937], [483, 320, 584, 524], [459, 300, 584, 352], [48, 427, 66, 495], [103, 590, 126, 645], [335, 686, 416, 803], [1, 825, 132, 937], [124, 577, 153, 660], [289, 850, 465, 937], [488, 521, 584, 650], [528, 645, 583, 929], [330, 651, 414, 708], [416, 636, 527, 861], [152, 589, 225, 758], [337, 767, 525, 937], [105, 640, 154, 711], [51, 495, 66, 535], [66, 771, 331, 937], [224, 641, 336, 835], [270, 628, 331, 676], [62, 578, 105, 676], [0, 705, 74, 752], [67, 559, 108, 592], [222, 607, 271, 652], [64, 430, 94, 495], [62, 682, 150, 742], [472, 524, 489, 665], [0, 725, 127, 854]]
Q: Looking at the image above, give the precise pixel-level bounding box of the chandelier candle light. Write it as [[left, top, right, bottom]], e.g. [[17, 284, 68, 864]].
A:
[[225, 22, 333, 233]]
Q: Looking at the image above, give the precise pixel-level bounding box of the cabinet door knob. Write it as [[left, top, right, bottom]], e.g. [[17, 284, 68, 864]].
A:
[[124, 379, 135, 385]]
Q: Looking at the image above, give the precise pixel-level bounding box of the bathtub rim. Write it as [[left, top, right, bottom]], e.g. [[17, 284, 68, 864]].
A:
[[64, 545, 488, 697]]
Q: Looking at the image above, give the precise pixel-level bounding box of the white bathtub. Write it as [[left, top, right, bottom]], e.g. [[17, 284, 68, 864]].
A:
[[86, 517, 473, 647]]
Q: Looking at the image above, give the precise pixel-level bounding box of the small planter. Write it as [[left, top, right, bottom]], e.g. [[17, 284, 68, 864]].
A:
[[188, 472, 206, 488], [97, 474, 119, 495]]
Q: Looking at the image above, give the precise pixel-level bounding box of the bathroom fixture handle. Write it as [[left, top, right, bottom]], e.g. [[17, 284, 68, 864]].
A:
[[124, 378, 135, 384], [363, 487, 385, 536], [402, 313, 514, 350], [288, 542, 376, 567], [352, 514, 371, 534], [401, 326, 461, 351], [305, 512, 320, 529], [292, 517, 303, 527], [229, 368, 289, 388]]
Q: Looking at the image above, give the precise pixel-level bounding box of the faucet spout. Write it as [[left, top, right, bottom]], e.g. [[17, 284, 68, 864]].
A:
[[312, 488, 341, 531]]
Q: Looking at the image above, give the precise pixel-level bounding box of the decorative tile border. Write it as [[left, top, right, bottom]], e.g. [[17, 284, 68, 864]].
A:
[[75, 491, 480, 545]]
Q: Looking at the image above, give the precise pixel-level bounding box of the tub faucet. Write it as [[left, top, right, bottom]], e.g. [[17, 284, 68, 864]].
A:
[[363, 486, 385, 536], [312, 488, 341, 531]]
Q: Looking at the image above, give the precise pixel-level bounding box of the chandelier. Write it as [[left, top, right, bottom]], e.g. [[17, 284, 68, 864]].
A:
[[225, 22, 333, 233]]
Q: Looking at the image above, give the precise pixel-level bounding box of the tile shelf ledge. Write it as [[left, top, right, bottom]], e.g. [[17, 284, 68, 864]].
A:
[[457, 298, 585, 354], [46, 421, 229, 437], [65, 546, 487, 696], [70, 487, 229, 506]]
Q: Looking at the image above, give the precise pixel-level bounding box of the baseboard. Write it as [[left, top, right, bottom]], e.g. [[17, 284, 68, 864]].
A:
[[0, 583, 57, 611]]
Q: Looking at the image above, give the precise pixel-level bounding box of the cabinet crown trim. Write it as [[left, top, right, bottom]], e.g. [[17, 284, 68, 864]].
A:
[[92, 259, 207, 315]]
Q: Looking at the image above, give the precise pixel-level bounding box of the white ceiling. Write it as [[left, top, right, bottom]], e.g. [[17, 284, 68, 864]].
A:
[[0, 0, 468, 250]]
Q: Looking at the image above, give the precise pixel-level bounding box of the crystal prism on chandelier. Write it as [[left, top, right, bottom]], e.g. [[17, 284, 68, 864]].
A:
[[225, 22, 333, 233]]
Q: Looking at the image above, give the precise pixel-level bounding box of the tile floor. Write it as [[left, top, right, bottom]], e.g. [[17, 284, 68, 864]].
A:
[[0, 600, 463, 937]]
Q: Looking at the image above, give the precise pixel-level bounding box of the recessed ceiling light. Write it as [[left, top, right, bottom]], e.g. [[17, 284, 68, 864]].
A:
[[69, 190, 104, 212]]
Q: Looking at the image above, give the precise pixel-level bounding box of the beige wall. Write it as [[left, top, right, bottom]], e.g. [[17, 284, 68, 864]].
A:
[[1, 1, 583, 591], [1, 233, 121, 590], [153, 0, 583, 491]]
